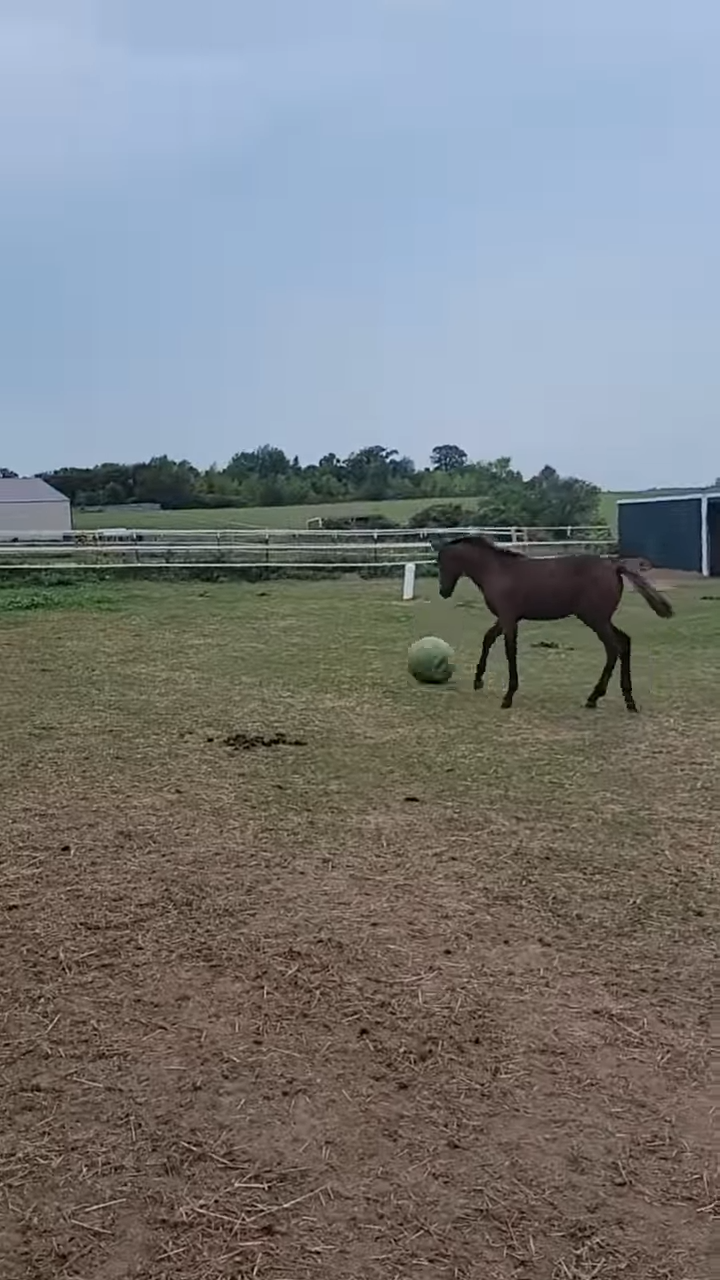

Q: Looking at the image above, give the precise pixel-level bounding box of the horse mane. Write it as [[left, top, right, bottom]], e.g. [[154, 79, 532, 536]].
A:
[[446, 533, 525, 559]]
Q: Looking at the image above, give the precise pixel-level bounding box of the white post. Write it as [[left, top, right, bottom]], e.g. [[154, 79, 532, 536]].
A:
[[402, 562, 416, 601], [700, 494, 709, 576]]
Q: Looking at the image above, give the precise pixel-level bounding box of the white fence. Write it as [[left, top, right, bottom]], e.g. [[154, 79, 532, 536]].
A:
[[0, 525, 613, 571]]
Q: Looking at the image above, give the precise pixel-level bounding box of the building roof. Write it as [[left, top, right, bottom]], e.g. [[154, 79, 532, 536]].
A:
[[0, 477, 69, 504], [616, 490, 720, 506]]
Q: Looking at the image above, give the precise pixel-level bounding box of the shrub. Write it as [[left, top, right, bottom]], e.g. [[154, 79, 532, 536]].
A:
[[322, 515, 400, 531], [407, 503, 475, 529]]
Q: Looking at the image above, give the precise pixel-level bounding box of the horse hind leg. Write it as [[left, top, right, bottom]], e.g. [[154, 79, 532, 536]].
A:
[[500, 623, 519, 709], [613, 624, 638, 713], [583, 621, 620, 709]]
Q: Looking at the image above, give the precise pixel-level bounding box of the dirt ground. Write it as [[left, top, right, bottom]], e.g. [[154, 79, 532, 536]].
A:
[[1, 579, 717, 1279]]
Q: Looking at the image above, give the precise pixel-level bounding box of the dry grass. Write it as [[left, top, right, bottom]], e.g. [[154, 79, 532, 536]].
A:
[[1, 576, 718, 1279]]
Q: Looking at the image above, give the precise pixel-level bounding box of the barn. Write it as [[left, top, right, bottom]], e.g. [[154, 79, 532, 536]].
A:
[[617, 491, 720, 577], [0, 478, 72, 536]]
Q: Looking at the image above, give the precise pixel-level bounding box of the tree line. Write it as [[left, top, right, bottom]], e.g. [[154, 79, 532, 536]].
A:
[[2, 446, 604, 528]]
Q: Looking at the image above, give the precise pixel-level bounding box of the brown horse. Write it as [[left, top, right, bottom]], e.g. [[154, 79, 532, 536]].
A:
[[432, 534, 673, 712]]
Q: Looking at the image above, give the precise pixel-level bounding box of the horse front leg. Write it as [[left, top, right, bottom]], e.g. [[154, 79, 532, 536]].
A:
[[474, 621, 502, 690]]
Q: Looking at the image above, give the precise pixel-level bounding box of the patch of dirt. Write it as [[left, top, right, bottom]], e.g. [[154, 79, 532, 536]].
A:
[[0, 784, 714, 1280]]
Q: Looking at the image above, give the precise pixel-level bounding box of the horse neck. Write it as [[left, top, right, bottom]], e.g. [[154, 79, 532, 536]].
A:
[[458, 541, 500, 587]]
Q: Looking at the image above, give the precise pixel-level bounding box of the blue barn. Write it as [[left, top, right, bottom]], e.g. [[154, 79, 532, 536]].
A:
[[617, 492, 720, 576]]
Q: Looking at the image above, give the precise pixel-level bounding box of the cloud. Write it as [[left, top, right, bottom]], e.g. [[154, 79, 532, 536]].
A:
[[3, 0, 718, 187], [0, 7, 393, 183], [0, 18, 221, 178]]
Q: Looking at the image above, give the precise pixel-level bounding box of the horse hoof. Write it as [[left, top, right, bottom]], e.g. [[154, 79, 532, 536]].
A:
[[500, 699, 513, 710], [626, 703, 639, 714], [473, 680, 484, 691], [585, 701, 597, 710]]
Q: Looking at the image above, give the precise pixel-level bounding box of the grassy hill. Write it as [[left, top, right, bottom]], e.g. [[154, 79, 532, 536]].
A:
[[75, 496, 483, 531], [75, 492, 628, 532], [77, 488, 715, 533]]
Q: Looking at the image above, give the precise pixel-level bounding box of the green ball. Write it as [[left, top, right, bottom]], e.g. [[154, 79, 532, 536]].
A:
[[408, 636, 455, 685]]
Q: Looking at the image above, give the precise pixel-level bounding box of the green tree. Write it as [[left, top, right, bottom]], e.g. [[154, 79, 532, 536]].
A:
[[224, 451, 258, 482], [199, 464, 243, 505], [225, 446, 291, 483], [40, 467, 100, 504], [524, 465, 601, 530], [134, 457, 200, 508], [430, 444, 468, 472], [34, 445, 604, 523], [318, 452, 345, 478], [341, 446, 396, 500], [254, 445, 291, 478]]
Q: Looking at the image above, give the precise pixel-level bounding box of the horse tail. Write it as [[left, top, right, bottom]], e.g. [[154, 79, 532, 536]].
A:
[[617, 562, 674, 618]]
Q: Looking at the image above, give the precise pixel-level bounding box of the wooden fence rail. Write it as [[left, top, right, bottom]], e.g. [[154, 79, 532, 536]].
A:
[[0, 526, 614, 571]]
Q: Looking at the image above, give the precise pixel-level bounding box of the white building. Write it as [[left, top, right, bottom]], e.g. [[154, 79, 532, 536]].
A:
[[0, 478, 72, 536]]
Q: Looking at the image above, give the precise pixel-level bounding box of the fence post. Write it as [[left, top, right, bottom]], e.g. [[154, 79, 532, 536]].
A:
[[402, 562, 416, 601]]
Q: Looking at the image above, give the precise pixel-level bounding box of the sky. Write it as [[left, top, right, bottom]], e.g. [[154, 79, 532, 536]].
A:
[[0, 0, 718, 489]]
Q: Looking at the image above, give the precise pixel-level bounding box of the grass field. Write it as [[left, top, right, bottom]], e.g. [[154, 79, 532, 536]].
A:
[[75, 491, 624, 531], [75, 496, 477, 531], [1, 574, 716, 1278]]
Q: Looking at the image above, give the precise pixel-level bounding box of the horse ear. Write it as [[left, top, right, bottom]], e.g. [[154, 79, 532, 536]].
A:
[[428, 534, 447, 555]]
